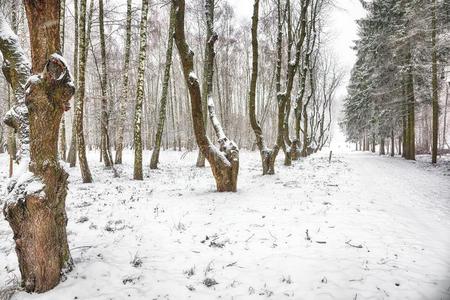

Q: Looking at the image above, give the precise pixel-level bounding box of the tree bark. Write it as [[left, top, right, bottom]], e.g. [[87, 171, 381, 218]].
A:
[[150, 4, 175, 169], [67, 0, 79, 167], [6, 2, 18, 176], [379, 137, 385, 155], [391, 130, 395, 157], [115, 0, 132, 164], [431, 0, 439, 163], [248, 0, 277, 175], [133, 0, 150, 180], [99, 0, 113, 168], [75, 0, 93, 182], [1, 0, 74, 292], [405, 45, 416, 160], [59, 0, 67, 161]]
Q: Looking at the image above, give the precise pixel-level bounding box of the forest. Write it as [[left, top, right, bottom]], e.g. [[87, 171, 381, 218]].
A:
[[0, 0, 449, 299]]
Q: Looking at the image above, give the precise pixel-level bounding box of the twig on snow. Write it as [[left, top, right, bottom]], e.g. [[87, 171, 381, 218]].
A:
[[345, 240, 363, 248], [245, 233, 255, 243]]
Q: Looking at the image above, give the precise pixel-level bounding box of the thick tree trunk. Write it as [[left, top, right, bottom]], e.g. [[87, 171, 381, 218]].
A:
[[172, 0, 238, 192], [1, 0, 74, 292], [115, 0, 132, 164], [133, 0, 150, 180], [150, 4, 175, 169]]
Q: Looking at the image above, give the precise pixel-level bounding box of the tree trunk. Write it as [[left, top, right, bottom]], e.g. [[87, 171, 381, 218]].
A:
[[7, 1, 18, 176], [248, 0, 276, 175], [379, 137, 385, 155], [431, 0, 438, 163], [115, 0, 132, 164], [150, 4, 175, 169], [371, 134, 376, 153], [1, 0, 74, 292], [390, 130, 395, 157], [59, 0, 67, 161], [67, 0, 78, 167], [405, 45, 416, 160], [99, 0, 113, 168], [133, 0, 150, 180], [173, 0, 239, 192], [443, 83, 449, 149], [75, 0, 93, 182]]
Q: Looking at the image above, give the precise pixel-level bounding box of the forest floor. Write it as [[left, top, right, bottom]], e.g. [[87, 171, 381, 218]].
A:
[[0, 146, 449, 300]]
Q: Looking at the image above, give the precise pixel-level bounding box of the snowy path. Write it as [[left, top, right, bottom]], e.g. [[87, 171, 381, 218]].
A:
[[0, 151, 449, 300]]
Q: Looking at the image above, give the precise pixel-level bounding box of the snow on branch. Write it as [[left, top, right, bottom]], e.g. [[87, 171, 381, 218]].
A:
[[0, 11, 31, 161], [207, 95, 226, 141]]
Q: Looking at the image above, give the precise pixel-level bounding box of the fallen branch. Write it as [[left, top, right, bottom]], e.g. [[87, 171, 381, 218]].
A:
[[345, 240, 363, 248]]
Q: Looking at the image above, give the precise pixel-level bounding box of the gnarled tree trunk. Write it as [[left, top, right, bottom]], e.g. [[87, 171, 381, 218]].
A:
[[1, 0, 74, 293], [172, 0, 239, 192]]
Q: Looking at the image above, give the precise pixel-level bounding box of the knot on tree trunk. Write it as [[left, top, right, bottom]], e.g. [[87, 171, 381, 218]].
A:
[[26, 53, 75, 112]]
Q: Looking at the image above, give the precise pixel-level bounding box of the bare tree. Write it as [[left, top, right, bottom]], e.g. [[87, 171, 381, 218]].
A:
[[99, 0, 113, 167], [150, 4, 175, 169], [115, 0, 132, 164], [172, 0, 239, 192], [67, 0, 79, 167], [75, 0, 93, 182]]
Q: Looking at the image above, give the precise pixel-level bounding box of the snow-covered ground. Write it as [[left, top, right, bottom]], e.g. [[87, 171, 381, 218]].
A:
[[0, 148, 449, 300]]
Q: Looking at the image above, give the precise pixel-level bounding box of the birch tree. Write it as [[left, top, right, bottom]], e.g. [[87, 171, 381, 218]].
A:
[[75, 0, 93, 182], [133, 0, 150, 180], [99, 0, 113, 167], [150, 4, 175, 169], [115, 0, 132, 164], [67, 0, 79, 167]]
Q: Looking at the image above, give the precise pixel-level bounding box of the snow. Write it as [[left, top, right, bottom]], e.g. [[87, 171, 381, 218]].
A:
[[0, 148, 449, 299], [2, 157, 46, 208], [188, 71, 198, 82], [25, 75, 41, 94]]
